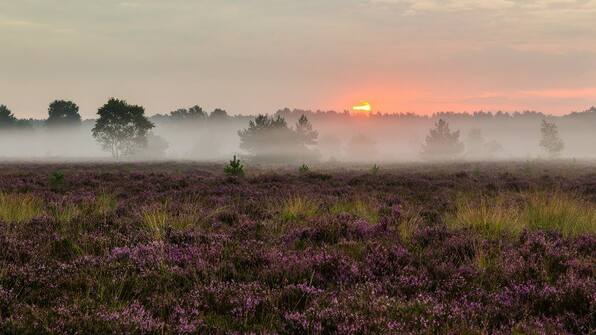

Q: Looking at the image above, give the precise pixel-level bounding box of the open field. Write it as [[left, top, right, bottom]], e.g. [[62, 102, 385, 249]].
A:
[[0, 161, 594, 334]]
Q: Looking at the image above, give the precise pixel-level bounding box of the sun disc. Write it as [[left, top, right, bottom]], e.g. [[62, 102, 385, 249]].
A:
[[352, 101, 372, 112]]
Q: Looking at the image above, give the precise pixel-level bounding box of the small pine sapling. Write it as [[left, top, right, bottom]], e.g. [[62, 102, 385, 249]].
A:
[[224, 155, 245, 176], [50, 171, 66, 191]]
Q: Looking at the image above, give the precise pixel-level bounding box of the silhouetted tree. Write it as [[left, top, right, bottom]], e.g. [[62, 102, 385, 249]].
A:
[[540, 119, 564, 157], [170, 105, 207, 121], [210, 108, 228, 120], [0, 105, 31, 130], [46, 100, 81, 127], [295, 115, 318, 145], [238, 114, 318, 162], [422, 119, 464, 160], [92, 98, 154, 159], [0, 105, 17, 128]]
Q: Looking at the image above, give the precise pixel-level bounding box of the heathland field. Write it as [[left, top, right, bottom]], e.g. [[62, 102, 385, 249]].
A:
[[0, 162, 594, 334]]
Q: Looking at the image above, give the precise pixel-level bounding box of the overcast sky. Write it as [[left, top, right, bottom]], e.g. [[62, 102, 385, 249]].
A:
[[1, 0, 595, 118]]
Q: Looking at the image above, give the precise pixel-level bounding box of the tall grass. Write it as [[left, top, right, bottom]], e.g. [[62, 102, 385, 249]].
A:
[[280, 196, 318, 222], [94, 193, 118, 216], [49, 203, 80, 225], [0, 192, 44, 224], [525, 192, 596, 237], [449, 191, 595, 239], [449, 195, 523, 239], [330, 198, 379, 223], [398, 205, 424, 242], [142, 206, 169, 239], [142, 202, 202, 239]]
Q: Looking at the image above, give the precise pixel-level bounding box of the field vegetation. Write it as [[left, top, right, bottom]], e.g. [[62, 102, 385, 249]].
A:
[[0, 161, 594, 333]]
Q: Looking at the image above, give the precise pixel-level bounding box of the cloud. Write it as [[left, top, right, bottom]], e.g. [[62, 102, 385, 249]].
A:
[[0, 18, 41, 27], [462, 87, 596, 103]]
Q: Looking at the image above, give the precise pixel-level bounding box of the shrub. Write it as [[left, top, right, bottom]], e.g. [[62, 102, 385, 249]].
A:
[[224, 155, 245, 177], [298, 164, 310, 174], [50, 171, 66, 191]]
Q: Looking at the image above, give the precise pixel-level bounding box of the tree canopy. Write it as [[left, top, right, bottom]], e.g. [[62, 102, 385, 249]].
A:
[[170, 105, 207, 121], [0, 105, 17, 128], [0, 105, 31, 130], [47, 100, 81, 127], [92, 98, 154, 159], [210, 108, 229, 120], [238, 114, 318, 162]]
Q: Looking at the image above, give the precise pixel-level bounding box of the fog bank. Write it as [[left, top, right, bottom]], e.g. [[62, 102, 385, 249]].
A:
[[1, 108, 595, 162]]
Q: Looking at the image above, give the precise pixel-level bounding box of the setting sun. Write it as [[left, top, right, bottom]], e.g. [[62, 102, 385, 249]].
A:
[[352, 101, 372, 113]]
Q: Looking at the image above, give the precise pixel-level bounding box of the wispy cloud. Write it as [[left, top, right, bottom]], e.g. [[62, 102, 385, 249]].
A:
[[0, 19, 41, 27], [464, 87, 596, 102], [370, 0, 596, 13]]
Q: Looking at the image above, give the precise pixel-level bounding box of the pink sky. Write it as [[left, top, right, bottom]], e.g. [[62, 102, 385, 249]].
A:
[[1, 0, 595, 118]]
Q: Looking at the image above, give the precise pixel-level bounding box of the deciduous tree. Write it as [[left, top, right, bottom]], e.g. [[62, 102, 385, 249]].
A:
[[47, 100, 81, 127], [92, 98, 154, 159]]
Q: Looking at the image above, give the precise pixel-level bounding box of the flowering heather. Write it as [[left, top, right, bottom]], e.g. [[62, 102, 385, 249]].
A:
[[0, 162, 594, 334]]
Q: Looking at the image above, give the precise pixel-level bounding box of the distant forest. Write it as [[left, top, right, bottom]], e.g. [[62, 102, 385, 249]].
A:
[[3, 106, 596, 127], [1, 102, 595, 161]]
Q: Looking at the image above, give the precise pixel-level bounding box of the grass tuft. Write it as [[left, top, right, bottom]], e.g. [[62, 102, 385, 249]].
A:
[[280, 196, 318, 222], [448, 195, 523, 239], [0, 192, 44, 224], [142, 206, 169, 239], [142, 202, 202, 239], [50, 203, 80, 225], [330, 198, 379, 223], [449, 192, 595, 239], [525, 192, 595, 237], [94, 193, 118, 216]]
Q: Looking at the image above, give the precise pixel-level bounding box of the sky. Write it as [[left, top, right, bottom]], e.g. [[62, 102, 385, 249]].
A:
[[1, 0, 596, 119]]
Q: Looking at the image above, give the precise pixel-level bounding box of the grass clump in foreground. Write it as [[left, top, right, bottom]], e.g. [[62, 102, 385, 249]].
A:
[[525, 192, 596, 237], [330, 198, 379, 223], [0, 192, 44, 224], [280, 196, 318, 222], [142, 202, 203, 239], [449, 191, 596, 238]]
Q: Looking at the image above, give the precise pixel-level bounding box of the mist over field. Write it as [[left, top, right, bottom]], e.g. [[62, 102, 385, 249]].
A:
[[1, 107, 595, 162]]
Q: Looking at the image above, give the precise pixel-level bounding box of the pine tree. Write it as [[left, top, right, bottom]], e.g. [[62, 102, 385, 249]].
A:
[[422, 119, 464, 160]]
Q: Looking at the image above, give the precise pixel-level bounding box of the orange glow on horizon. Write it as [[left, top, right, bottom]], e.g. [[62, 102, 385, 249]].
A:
[[352, 101, 372, 114]]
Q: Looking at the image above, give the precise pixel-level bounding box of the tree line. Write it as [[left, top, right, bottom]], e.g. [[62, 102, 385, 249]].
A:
[[0, 98, 576, 160]]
